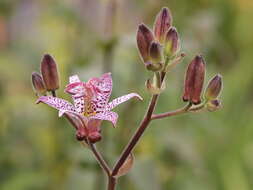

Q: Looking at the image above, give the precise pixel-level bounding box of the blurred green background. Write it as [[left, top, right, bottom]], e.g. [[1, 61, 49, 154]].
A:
[[0, 0, 253, 189]]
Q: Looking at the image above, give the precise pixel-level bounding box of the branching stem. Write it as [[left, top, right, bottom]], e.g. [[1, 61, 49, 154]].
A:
[[87, 141, 112, 177], [151, 103, 192, 120]]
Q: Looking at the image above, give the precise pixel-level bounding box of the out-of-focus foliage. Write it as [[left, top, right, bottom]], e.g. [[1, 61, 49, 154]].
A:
[[0, 0, 253, 189]]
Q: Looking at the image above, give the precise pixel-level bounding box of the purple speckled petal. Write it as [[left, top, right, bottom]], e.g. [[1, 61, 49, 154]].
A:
[[65, 82, 86, 97], [88, 73, 113, 112], [66, 75, 85, 114], [107, 93, 143, 110], [65, 75, 86, 98], [36, 96, 76, 117], [90, 111, 118, 127]]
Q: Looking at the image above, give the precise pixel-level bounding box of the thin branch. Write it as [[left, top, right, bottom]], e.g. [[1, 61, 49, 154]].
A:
[[151, 103, 192, 120], [189, 103, 205, 112], [151, 102, 207, 120], [111, 92, 159, 176], [111, 72, 166, 177], [77, 116, 111, 177], [87, 141, 112, 177]]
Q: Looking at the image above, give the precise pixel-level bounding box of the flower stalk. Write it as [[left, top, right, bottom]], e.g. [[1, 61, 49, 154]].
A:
[[31, 6, 223, 190]]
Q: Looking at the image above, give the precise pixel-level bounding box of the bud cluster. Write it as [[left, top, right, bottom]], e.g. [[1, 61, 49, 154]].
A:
[[137, 7, 223, 109], [182, 55, 223, 110], [31, 54, 60, 96], [137, 7, 180, 73], [137, 8, 183, 94]]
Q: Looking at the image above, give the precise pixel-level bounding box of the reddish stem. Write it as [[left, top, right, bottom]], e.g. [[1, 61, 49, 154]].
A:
[[151, 103, 192, 120], [107, 176, 117, 190], [111, 94, 159, 177], [88, 142, 111, 177]]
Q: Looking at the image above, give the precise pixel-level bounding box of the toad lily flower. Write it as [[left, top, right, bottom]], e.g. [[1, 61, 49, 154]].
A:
[[36, 73, 142, 141]]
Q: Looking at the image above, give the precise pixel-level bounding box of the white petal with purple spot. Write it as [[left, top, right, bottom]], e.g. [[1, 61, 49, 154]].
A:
[[107, 93, 143, 110]]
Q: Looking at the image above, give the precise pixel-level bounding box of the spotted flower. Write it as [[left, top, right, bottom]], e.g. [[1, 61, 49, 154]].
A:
[[36, 73, 142, 141]]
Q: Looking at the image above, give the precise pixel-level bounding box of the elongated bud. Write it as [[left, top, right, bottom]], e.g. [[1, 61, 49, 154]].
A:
[[137, 24, 154, 63], [182, 55, 205, 104], [31, 72, 46, 95], [164, 27, 180, 57], [153, 7, 172, 44], [205, 74, 222, 100], [206, 99, 221, 112], [149, 42, 162, 63], [41, 54, 59, 91]]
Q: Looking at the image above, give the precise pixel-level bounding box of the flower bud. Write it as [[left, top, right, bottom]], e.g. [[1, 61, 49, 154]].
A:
[[153, 7, 172, 44], [137, 24, 154, 63], [41, 54, 59, 91], [31, 72, 46, 95], [149, 42, 162, 64], [164, 27, 180, 57], [206, 99, 221, 112], [182, 55, 205, 105], [205, 74, 222, 100]]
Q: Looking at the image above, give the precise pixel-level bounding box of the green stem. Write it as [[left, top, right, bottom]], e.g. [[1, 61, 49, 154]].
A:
[[155, 72, 161, 88]]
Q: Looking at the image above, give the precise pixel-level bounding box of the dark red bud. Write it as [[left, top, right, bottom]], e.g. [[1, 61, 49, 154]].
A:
[[183, 55, 205, 104], [137, 24, 154, 63], [153, 7, 172, 44], [41, 54, 59, 91], [31, 72, 46, 95], [205, 74, 223, 100], [164, 27, 180, 56]]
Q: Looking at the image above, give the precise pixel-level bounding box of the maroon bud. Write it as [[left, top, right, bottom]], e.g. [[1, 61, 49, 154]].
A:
[[137, 23, 154, 63], [31, 72, 46, 95], [149, 42, 162, 64], [183, 55, 205, 104], [153, 7, 172, 44], [205, 74, 223, 100], [41, 54, 59, 91], [164, 27, 180, 57]]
